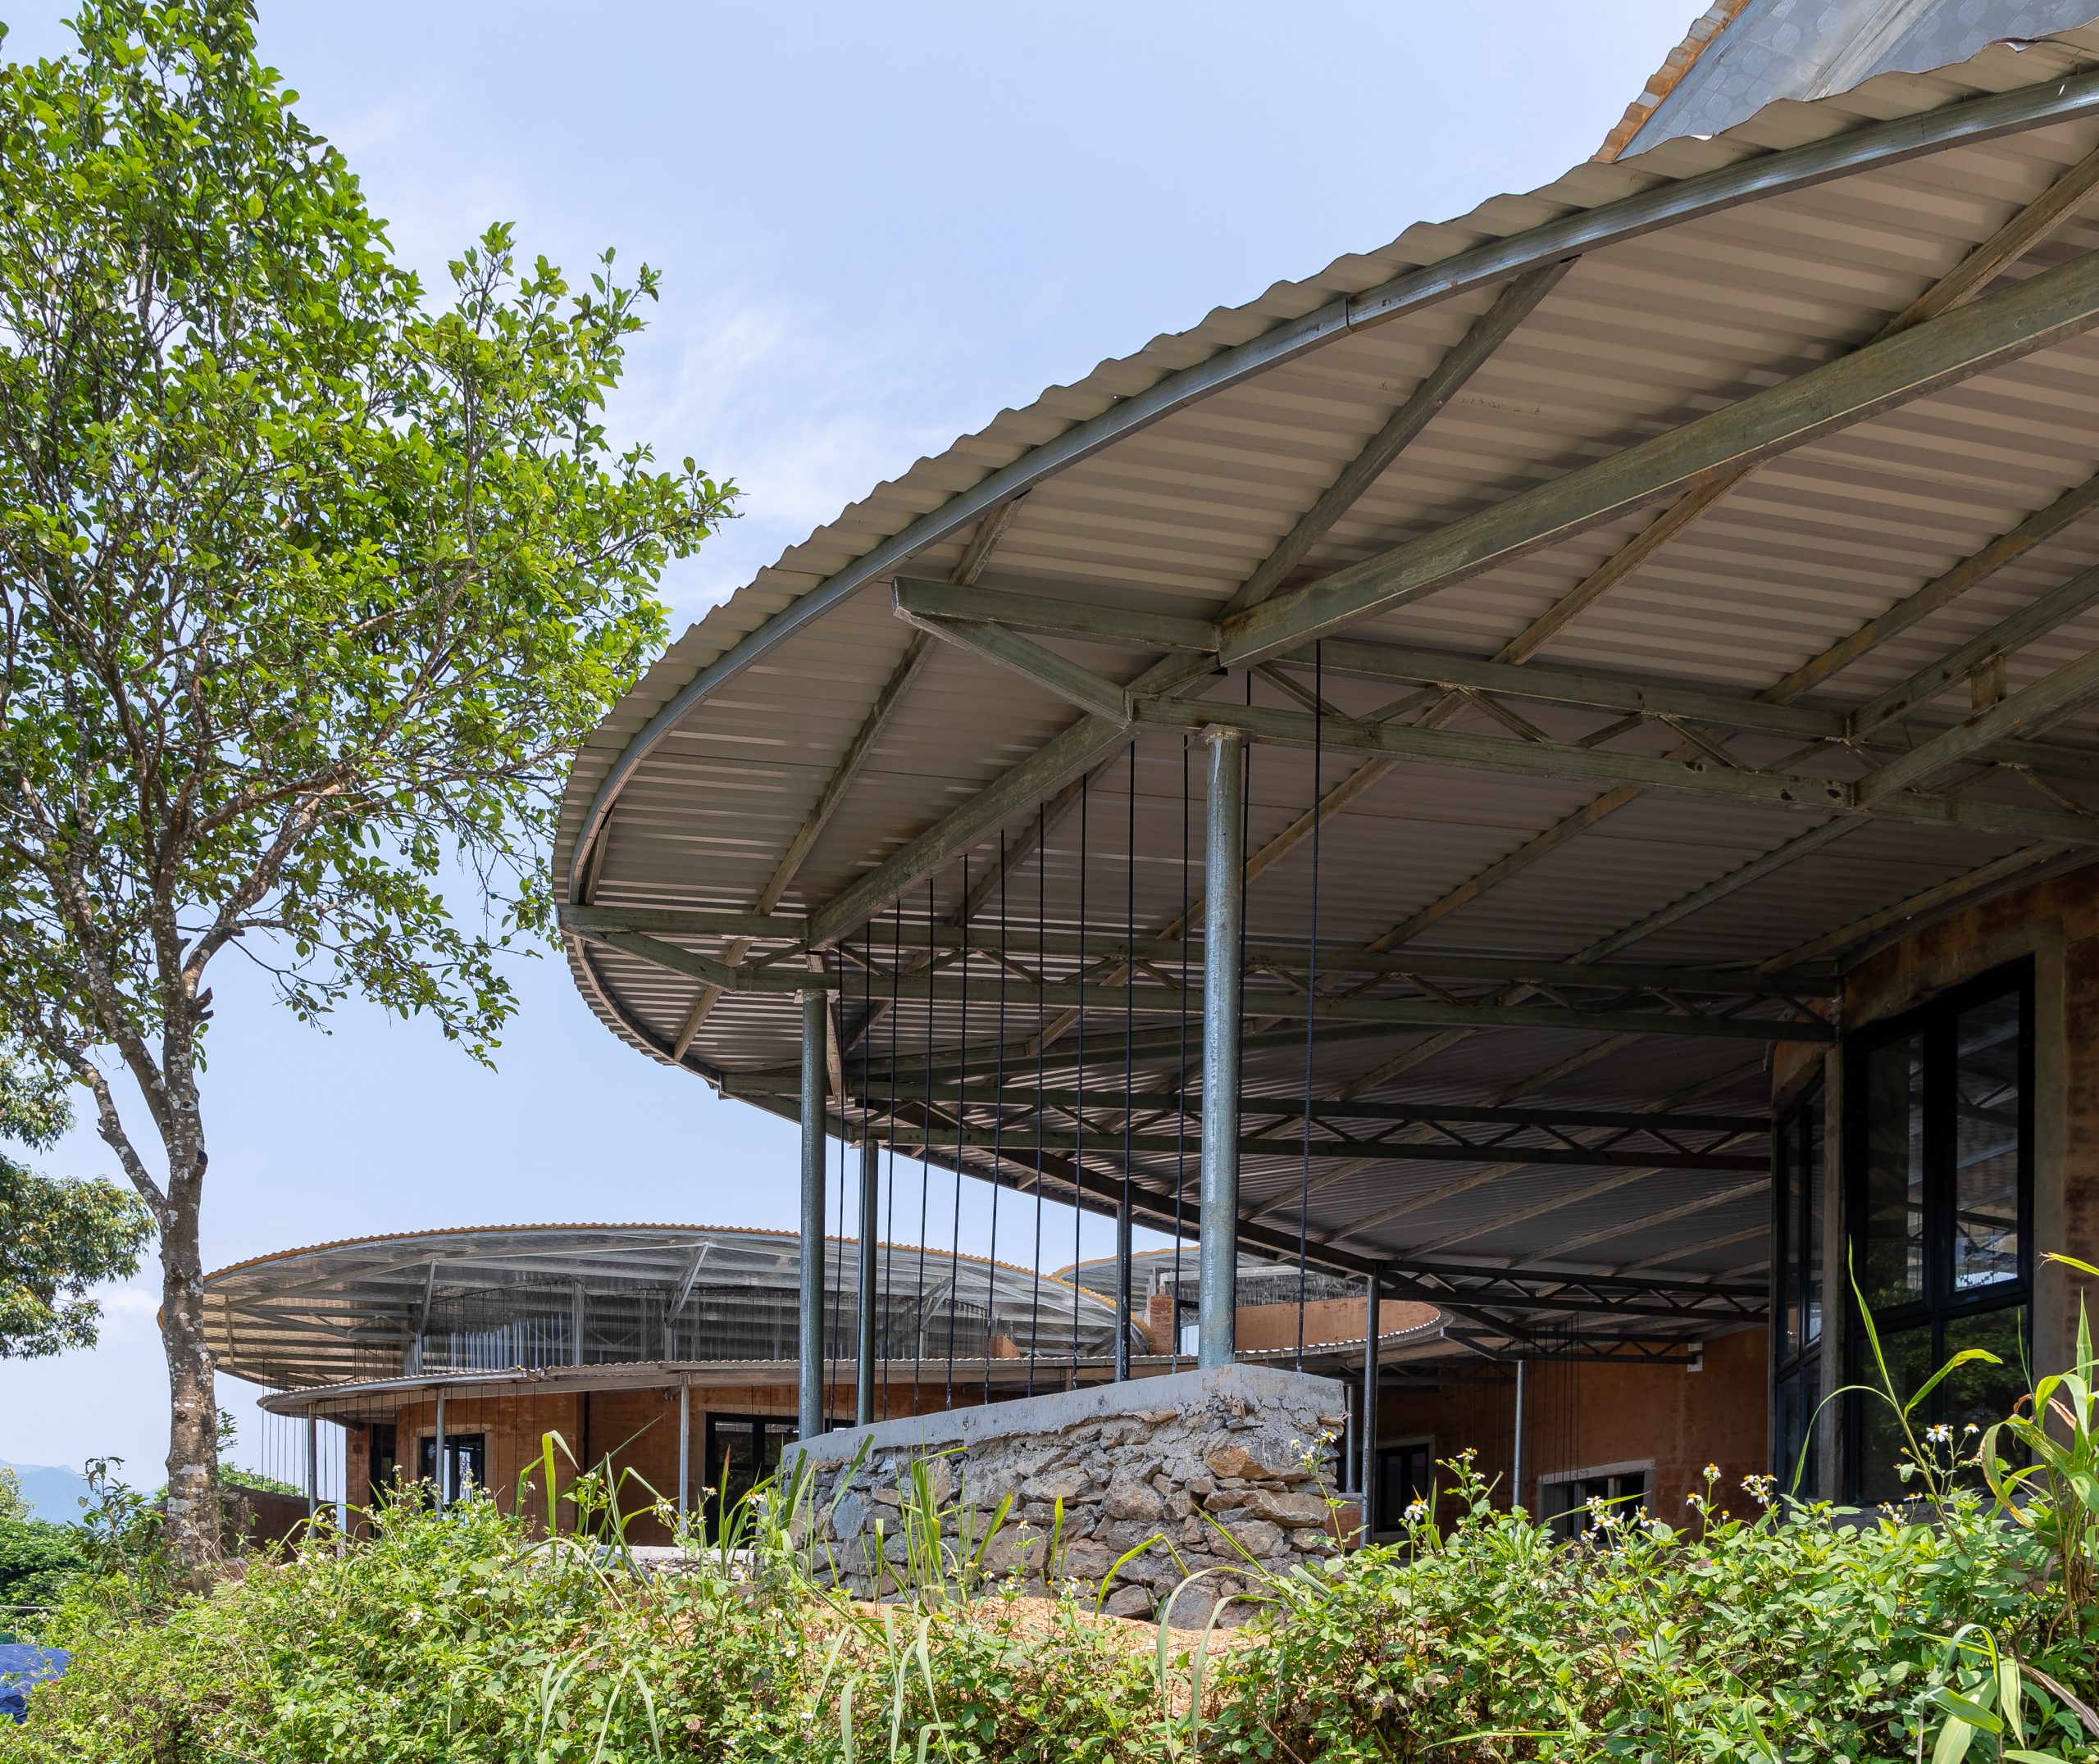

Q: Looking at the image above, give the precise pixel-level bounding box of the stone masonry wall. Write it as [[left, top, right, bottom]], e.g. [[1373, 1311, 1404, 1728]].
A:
[[785, 1365, 1346, 1621]]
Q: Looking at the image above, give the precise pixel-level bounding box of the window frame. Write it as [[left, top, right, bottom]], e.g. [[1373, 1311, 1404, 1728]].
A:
[[1841, 957, 2034, 1499], [1770, 1079, 1825, 1491], [1537, 1459, 1653, 1540]]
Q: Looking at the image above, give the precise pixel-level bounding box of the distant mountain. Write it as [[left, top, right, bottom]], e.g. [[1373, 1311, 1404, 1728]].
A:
[[0, 1463, 92, 1525]]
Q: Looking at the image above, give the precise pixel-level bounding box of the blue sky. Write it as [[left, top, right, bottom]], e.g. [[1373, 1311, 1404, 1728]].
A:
[[0, 0, 1698, 1488]]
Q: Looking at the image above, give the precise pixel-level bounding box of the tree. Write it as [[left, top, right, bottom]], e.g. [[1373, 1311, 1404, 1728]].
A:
[[0, 3, 732, 1582], [1, 1168, 153, 1362], [0, 1049, 151, 1359]]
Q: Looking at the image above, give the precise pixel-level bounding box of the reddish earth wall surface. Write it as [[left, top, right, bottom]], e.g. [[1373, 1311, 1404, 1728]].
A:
[[343, 1376, 968, 1543], [1376, 1325, 1770, 1529]]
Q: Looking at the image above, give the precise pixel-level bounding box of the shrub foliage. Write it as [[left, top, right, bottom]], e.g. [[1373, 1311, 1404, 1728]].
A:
[[0, 1447, 2092, 1762]]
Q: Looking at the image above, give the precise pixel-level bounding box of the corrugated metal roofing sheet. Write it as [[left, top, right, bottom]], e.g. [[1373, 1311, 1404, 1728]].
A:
[[553, 28, 2099, 1338]]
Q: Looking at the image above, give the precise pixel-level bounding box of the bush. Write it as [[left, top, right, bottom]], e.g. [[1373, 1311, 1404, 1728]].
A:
[[11, 1290, 2099, 1761], [0, 1457, 2090, 1764], [1202, 1458, 2097, 1762], [0, 1521, 87, 1624]]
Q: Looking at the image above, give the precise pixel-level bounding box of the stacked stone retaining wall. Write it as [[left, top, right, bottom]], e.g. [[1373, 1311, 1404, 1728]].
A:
[[785, 1364, 1345, 1621]]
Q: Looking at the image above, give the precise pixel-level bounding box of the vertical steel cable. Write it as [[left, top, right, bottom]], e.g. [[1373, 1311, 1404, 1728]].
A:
[[986, 831, 1006, 1406], [1122, 742, 1136, 1377], [859, 926, 875, 1421], [882, 902, 900, 1416], [1073, 772, 1088, 1381], [914, 883, 933, 1414], [1172, 738, 1190, 1372], [1028, 802, 1046, 1397], [828, 1089, 845, 1428], [1297, 646, 1323, 1371], [945, 860, 968, 1407]]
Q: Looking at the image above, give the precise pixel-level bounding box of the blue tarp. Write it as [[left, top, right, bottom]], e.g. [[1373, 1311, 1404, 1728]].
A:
[[0, 1643, 68, 1724]]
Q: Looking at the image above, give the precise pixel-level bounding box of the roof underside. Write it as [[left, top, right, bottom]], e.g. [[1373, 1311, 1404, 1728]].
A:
[[205, 1225, 1123, 1392], [555, 29, 2099, 1359]]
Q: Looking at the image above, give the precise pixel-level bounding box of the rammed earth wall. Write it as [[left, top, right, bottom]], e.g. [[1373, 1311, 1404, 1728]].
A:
[[783, 1364, 1346, 1621]]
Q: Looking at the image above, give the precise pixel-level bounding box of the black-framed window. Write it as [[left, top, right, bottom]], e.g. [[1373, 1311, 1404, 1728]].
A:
[[367, 1422, 398, 1498], [417, 1432, 486, 1504], [1540, 1465, 1649, 1541], [1844, 961, 2034, 1504], [1772, 1084, 1824, 1493], [1373, 1442, 1433, 1531], [704, 1412, 795, 1532]]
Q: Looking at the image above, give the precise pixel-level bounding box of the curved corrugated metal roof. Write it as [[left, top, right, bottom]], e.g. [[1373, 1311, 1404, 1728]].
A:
[[205, 1222, 1122, 1392], [552, 27, 2099, 1347]]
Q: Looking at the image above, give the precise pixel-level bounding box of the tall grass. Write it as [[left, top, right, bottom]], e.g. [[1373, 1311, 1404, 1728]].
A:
[[10, 1311, 2099, 1762]]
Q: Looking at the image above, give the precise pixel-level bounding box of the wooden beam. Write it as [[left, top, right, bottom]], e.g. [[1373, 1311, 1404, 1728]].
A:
[[813, 264, 1565, 948], [1215, 248, 2099, 669], [572, 918, 1833, 1041], [898, 613, 1131, 721], [579, 84, 2099, 902], [811, 712, 1127, 946], [729, 1082, 1766, 1137], [1235, 261, 1573, 609], [1134, 694, 2099, 846], [1768, 469, 2099, 703], [860, 1122, 1763, 1175], [1855, 642, 2099, 804], [672, 632, 935, 1056], [1477, 139, 2099, 671], [1851, 561, 2099, 737]]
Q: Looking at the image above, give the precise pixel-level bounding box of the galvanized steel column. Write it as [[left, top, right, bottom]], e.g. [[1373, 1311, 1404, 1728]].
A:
[[856, 1136, 878, 1425], [1359, 1274, 1380, 1529], [676, 1380, 690, 1518], [1198, 725, 1246, 1370], [1113, 1196, 1133, 1381], [799, 989, 828, 1441], [433, 1389, 447, 1512], [1511, 1356, 1528, 1514]]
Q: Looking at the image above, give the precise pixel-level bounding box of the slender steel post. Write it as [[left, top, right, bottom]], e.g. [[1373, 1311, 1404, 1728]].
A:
[[799, 989, 828, 1440], [857, 1136, 879, 1425], [1359, 1274, 1380, 1533], [1511, 1356, 1528, 1513], [305, 1415, 318, 1521], [433, 1389, 447, 1512], [1113, 1196, 1133, 1381], [1198, 726, 1246, 1369], [677, 1380, 690, 1518]]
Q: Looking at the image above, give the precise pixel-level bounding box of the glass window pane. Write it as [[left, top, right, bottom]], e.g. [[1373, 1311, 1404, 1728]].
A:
[[1860, 1035, 1926, 1313], [1773, 1359, 1819, 1495], [1942, 1307, 2029, 1440], [1855, 1323, 1934, 1508], [1952, 992, 2024, 1294]]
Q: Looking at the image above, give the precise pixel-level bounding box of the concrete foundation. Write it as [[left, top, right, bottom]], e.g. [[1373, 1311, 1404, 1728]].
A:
[[785, 1363, 1347, 1620]]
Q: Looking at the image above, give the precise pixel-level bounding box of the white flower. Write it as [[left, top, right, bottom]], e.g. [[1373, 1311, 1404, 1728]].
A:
[[1925, 1423, 1951, 1445], [1703, 1463, 1720, 1480], [1403, 1499, 1427, 1523]]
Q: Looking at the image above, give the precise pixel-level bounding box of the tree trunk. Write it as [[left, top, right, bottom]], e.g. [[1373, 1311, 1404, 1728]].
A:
[[157, 1170, 221, 1587]]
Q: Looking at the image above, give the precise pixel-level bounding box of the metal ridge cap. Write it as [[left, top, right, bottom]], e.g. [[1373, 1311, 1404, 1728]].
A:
[[561, 55, 2099, 900]]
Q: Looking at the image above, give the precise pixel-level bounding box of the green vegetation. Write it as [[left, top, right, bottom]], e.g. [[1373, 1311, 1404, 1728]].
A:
[[0, 0, 731, 1580], [7, 1323, 2099, 1762], [0, 1057, 149, 1362]]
